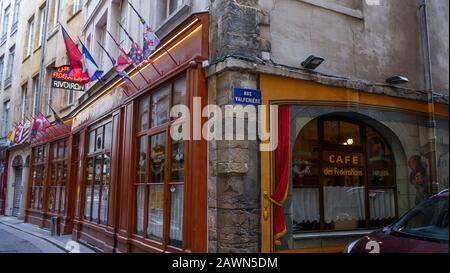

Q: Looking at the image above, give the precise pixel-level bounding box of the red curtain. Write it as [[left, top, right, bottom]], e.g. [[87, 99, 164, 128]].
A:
[[270, 106, 291, 246]]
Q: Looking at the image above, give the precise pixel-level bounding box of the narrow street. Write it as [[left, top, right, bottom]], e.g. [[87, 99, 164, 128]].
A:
[[0, 223, 64, 253]]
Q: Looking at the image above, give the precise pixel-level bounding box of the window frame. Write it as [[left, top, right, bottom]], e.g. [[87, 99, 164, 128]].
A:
[[1, 100, 10, 137], [32, 75, 40, 116], [37, 5, 46, 48], [0, 55, 4, 90], [1, 4, 11, 43], [133, 74, 188, 252], [30, 145, 48, 211], [48, 139, 69, 214], [5, 45, 15, 87], [20, 84, 28, 120], [82, 119, 113, 226], [26, 17, 35, 57], [11, 0, 20, 33], [291, 116, 399, 233]]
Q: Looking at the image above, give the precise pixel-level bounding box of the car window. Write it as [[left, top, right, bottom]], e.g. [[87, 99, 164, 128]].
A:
[[391, 197, 448, 242]]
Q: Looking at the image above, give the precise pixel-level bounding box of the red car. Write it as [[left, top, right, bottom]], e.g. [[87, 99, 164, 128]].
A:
[[345, 190, 449, 253]]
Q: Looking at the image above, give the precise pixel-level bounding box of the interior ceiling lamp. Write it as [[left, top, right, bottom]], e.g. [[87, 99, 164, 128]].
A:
[[386, 75, 409, 85], [301, 55, 325, 70]]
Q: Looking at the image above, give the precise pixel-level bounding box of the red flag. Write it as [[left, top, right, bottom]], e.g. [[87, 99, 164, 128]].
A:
[[61, 26, 82, 70], [115, 54, 130, 72], [32, 113, 51, 138], [61, 25, 91, 84], [14, 123, 24, 144]]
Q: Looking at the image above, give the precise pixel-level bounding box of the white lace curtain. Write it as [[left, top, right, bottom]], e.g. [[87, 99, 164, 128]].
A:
[[293, 187, 396, 224]]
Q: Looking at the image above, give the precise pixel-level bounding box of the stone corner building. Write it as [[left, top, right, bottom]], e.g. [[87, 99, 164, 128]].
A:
[[206, 0, 449, 253]]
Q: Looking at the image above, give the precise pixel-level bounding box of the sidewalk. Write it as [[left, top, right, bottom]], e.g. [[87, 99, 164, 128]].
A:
[[0, 216, 96, 253]]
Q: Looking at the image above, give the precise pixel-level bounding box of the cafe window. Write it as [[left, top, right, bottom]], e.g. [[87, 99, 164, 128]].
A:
[[291, 117, 397, 233], [31, 145, 47, 211], [48, 140, 69, 214], [135, 75, 186, 250], [84, 121, 112, 226]]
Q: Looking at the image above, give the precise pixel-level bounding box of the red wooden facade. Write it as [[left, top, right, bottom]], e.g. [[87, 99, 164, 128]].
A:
[[25, 13, 209, 253]]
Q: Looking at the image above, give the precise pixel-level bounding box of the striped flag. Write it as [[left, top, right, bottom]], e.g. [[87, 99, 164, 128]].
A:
[[18, 120, 31, 144]]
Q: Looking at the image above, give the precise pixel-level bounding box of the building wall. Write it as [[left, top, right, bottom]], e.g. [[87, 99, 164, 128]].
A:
[[428, 0, 449, 95], [0, 0, 24, 143], [4, 0, 85, 218], [259, 0, 449, 95], [206, 0, 448, 253]]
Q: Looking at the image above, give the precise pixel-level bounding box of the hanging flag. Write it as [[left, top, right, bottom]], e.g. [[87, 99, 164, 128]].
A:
[[143, 25, 160, 59], [49, 105, 65, 126], [106, 29, 131, 61], [81, 43, 104, 82], [7, 129, 16, 146], [106, 29, 150, 84], [117, 20, 145, 66], [61, 25, 90, 84], [18, 120, 31, 144], [129, 41, 145, 65], [14, 123, 24, 144], [97, 40, 138, 91], [31, 113, 52, 138], [126, 0, 161, 59]]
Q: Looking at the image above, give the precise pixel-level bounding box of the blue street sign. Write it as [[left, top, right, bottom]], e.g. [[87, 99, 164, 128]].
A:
[[233, 88, 262, 106]]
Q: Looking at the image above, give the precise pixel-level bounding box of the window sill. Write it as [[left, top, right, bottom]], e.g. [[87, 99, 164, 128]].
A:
[[33, 46, 42, 54], [67, 9, 82, 24], [297, 0, 364, 20], [4, 78, 12, 90], [293, 229, 374, 240], [47, 27, 59, 41], [155, 3, 191, 39], [23, 55, 31, 63], [10, 26, 18, 37], [0, 37, 6, 47], [61, 104, 74, 112]]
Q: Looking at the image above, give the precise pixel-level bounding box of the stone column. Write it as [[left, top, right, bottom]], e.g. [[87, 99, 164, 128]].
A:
[[207, 0, 270, 253]]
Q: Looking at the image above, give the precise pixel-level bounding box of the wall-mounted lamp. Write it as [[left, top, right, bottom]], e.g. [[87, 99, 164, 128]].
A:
[[301, 55, 325, 70], [386, 75, 409, 85]]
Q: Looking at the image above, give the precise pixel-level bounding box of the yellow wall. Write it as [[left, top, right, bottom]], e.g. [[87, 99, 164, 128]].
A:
[[259, 74, 449, 253]]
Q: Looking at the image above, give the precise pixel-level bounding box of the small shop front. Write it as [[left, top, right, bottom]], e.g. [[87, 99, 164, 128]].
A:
[[260, 74, 449, 253], [25, 13, 209, 253]]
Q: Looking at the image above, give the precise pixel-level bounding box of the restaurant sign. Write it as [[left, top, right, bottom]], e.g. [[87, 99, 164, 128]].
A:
[[322, 152, 364, 177], [52, 65, 85, 91]]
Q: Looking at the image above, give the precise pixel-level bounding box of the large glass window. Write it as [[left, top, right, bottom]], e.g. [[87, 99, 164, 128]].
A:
[[291, 117, 397, 233], [48, 140, 69, 214], [84, 121, 112, 226], [30, 145, 47, 211], [134, 75, 186, 250]]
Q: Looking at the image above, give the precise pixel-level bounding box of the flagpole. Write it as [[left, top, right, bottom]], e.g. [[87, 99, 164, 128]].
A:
[[147, 59, 163, 76], [126, 0, 178, 68], [96, 40, 140, 91], [116, 20, 163, 77], [106, 30, 150, 85]]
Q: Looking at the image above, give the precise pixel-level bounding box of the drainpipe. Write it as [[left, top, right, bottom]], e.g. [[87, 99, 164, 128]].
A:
[[419, 0, 439, 194], [36, 1, 50, 117]]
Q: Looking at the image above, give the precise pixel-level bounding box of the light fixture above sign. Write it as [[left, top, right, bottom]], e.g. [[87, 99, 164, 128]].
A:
[[301, 55, 325, 70]]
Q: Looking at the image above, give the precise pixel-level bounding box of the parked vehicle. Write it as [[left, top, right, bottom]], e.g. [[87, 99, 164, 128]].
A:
[[345, 190, 449, 253]]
